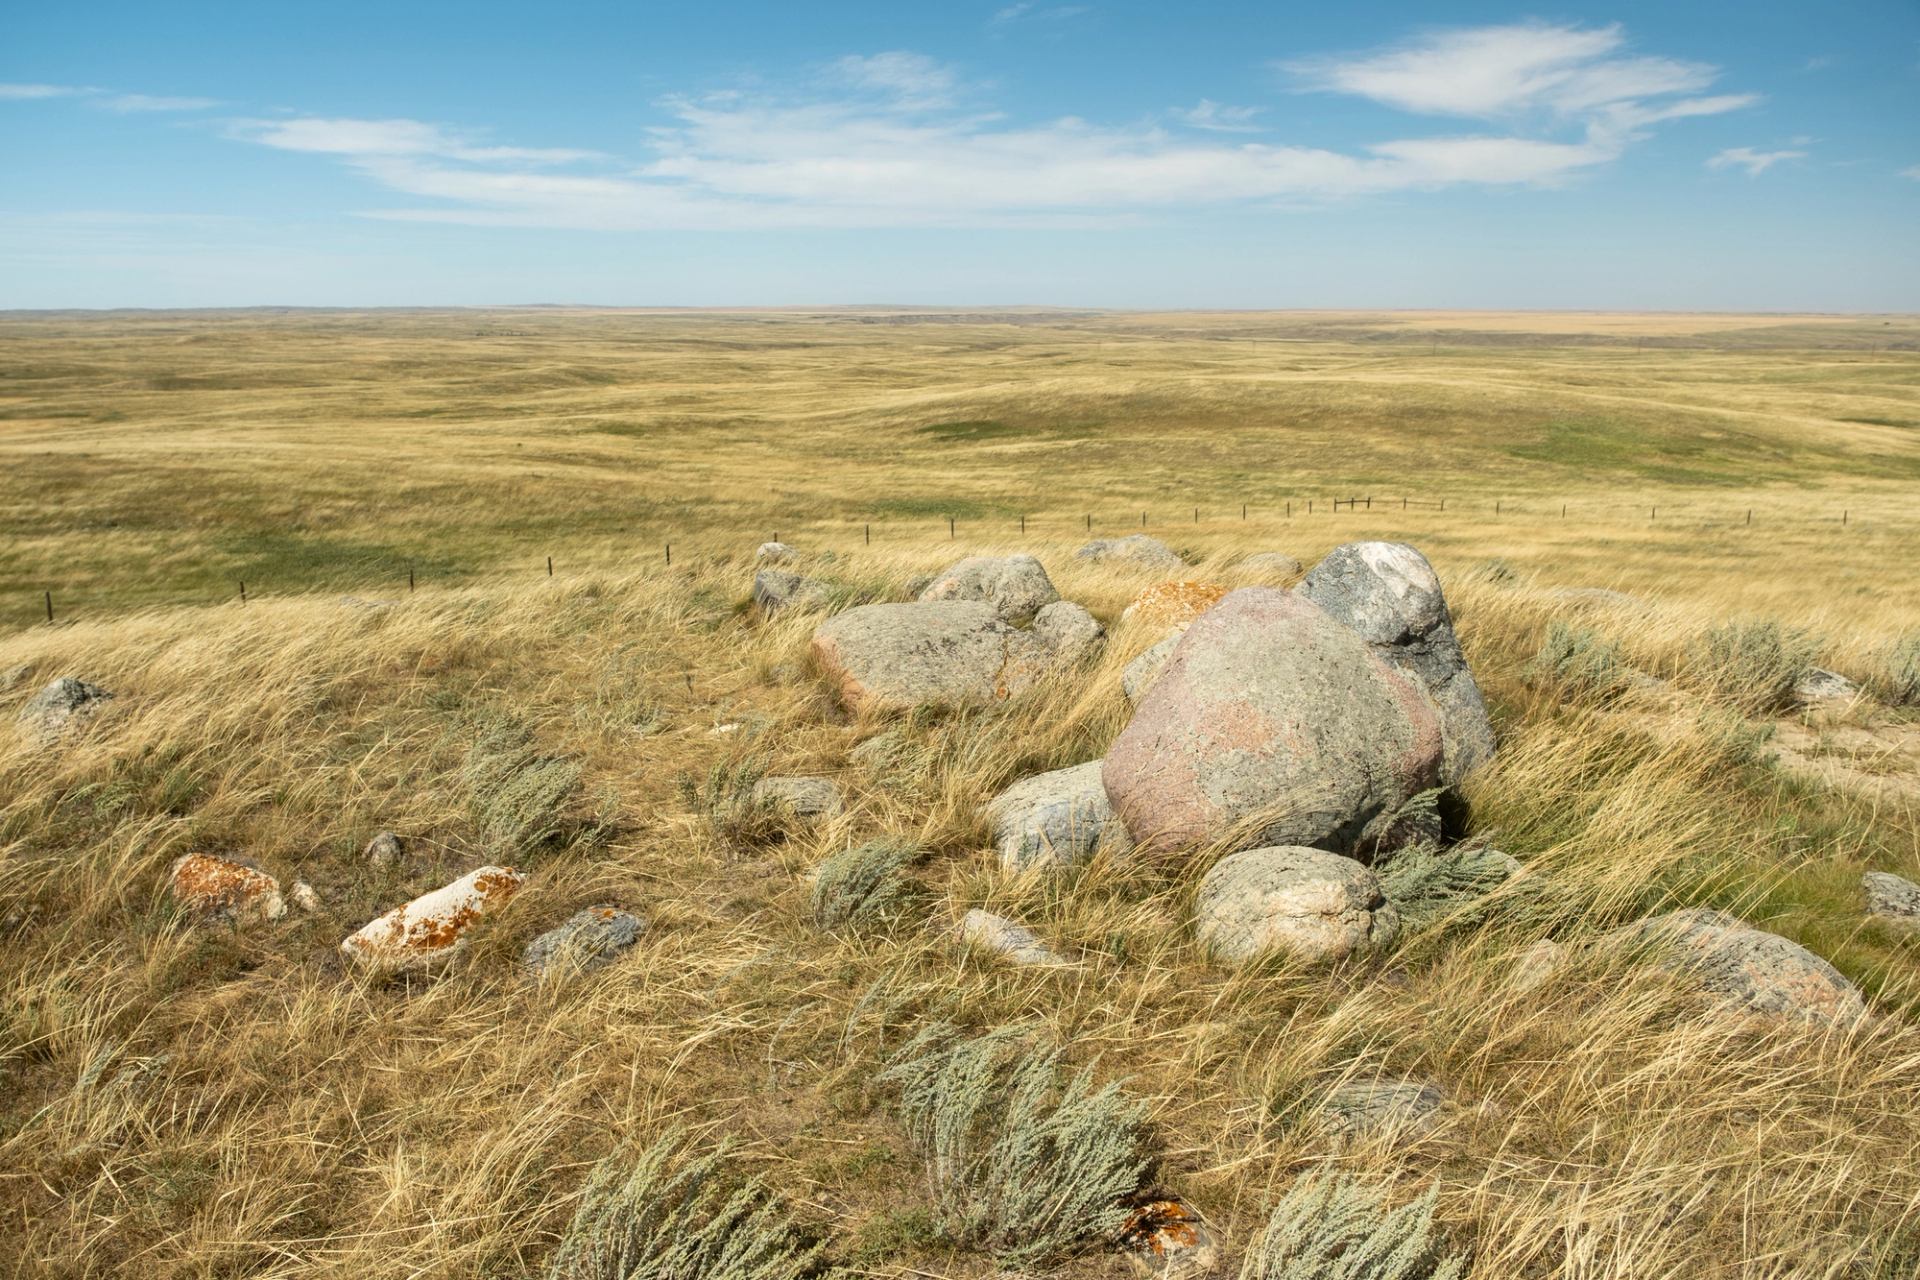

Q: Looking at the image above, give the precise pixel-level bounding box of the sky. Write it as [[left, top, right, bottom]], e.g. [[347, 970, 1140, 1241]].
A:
[[3, 1, 1917, 310]]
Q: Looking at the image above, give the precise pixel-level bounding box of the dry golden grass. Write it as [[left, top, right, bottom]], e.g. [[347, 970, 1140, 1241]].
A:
[[0, 309, 1917, 1278]]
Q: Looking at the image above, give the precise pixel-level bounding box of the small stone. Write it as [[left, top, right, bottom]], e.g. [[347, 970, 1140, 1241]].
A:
[[753, 569, 830, 614], [756, 541, 795, 564], [168, 853, 286, 925], [523, 905, 646, 975], [1031, 600, 1105, 663], [363, 831, 404, 870], [751, 776, 845, 819], [1794, 668, 1860, 704], [289, 881, 323, 913], [1320, 1078, 1445, 1140], [341, 865, 526, 973], [1121, 632, 1181, 705], [957, 909, 1064, 965], [17, 677, 113, 745], [1864, 871, 1920, 927], [1119, 1192, 1218, 1279], [0, 663, 31, 692]]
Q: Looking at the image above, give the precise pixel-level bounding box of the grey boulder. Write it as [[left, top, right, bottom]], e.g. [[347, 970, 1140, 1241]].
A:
[[957, 908, 1064, 965], [1103, 589, 1444, 857], [18, 676, 113, 745], [917, 553, 1060, 624], [810, 601, 1075, 713], [751, 775, 844, 819], [1030, 601, 1104, 664], [754, 569, 831, 614], [1616, 908, 1865, 1024], [1121, 632, 1181, 705], [986, 761, 1132, 872], [1794, 668, 1860, 704], [1194, 845, 1400, 966], [1319, 1078, 1445, 1140], [756, 541, 795, 563], [1073, 534, 1185, 571], [1864, 871, 1920, 927], [524, 906, 647, 975], [1299, 541, 1495, 785]]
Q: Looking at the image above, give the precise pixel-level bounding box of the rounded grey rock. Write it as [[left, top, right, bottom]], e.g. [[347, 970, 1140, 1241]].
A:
[[987, 760, 1132, 872], [1614, 908, 1866, 1024], [1864, 871, 1920, 926], [957, 908, 1063, 965], [1194, 845, 1400, 965], [1320, 1078, 1445, 1140], [524, 906, 647, 976], [753, 569, 830, 614], [811, 601, 1061, 713], [917, 554, 1060, 624], [18, 676, 113, 744], [751, 775, 845, 819], [1073, 534, 1185, 571], [1121, 632, 1181, 705], [1031, 600, 1105, 664]]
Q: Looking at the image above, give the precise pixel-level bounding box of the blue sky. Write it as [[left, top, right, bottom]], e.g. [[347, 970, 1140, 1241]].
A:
[[3, 1, 1916, 309]]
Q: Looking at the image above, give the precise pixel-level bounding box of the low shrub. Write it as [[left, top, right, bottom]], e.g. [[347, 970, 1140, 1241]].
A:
[[1870, 631, 1920, 705], [809, 840, 923, 931], [1377, 842, 1526, 932], [681, 760, 783, 853], [461, 716, 582, 855], [1238, 1173, 1467, 1280], [1687, 620, 1820, 713], [1524, 622, 1634, 701]]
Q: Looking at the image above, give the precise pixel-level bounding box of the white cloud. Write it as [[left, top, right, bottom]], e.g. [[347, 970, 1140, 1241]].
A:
[[101, 93, 219, 112], [990, 4, 1089, 28], [830, 52, 959, 109], [235, 117, 601, 165], [0, 82, 85, 100], [1173, 100, 1262, 132], [1900, 165, 1920, 180], [1707, 146, 1806, 176]]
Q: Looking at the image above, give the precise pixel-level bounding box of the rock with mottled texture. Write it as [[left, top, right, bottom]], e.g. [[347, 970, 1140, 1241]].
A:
[[363, 831, 405, 871], [811, 601, 1066, 713], [751, 775, 844, 819], [523, 905, 646, 975], [1194, 845, 1399, 965], [18, 677, 113, 745], [753, 569, 830, 614], [1122, 581, 1229, 629], [917, 554, 1060, 624], [1119, 1193, 1218, 1279], [1299, 541, 1495, 785], [987, 761, 1132, 872], [1030, 600, 1104, 663], [341, 865, 525, 973], [1320, 1078, 1445, 1140], [1121, 632, 1182, 705], [289, 881, 322, 913], [1074, 534, 1185, 571], [1240, 551, 1304, 578], [168, 853, 286, 925], [756, 541, 795, 563], [1794, 668, 1860, 704], [1616, 908, 1866, 1024], [1103, 588, 1444, 856], [1508, 938, 1564, 992], [957, 909, 1063, 965], [1864, 871, 1920, 928]]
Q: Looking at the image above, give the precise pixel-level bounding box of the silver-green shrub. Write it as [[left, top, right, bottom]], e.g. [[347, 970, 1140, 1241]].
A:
[[544, 1129, 829, 1280], [1872, 632, 1920, 705], [1238, 1173, 1466, 1280], [1378, 843, 1525, 932], [1525, 622, 1633, 701], [1688, 620, 1819, 713], [462, 718, 582, 854], [810, 840, 921, 931], [879, 1024, 1149, 1269]]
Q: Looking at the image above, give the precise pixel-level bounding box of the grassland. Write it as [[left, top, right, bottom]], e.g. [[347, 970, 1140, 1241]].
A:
[[1, 309, 1918, 1279]]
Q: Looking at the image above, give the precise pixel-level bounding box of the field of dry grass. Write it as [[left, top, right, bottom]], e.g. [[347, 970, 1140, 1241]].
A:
[[1, 309, 1918, 1279]]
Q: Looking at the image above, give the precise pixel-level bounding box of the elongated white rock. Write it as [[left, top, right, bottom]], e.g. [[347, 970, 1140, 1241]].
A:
[[342, 865, 525, 972]]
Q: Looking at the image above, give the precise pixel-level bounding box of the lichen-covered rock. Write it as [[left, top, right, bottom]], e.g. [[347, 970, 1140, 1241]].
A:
[[342, 865, 525, 973], [1319, 1078, 1445, 1140], [1299, 541, 1495, 785], [916, 554, 1060, 624], [1118, 1192, 1218, 1279], [363, 831, 405, 870], [811, 601, 1065, 713], [289, 880, 323, 913], [1863, 871, 1920, 928], [1194, 846, 1399, 965], [986, 761, 1132, 872], [957, 909, 1064, 965], [1240, 551, 1304, 578], [755, 541, 795, 563], [1121, 632, 1182, 705], [1074, 534, 1185, 571], [18, 677, 113, 744], [753, 569, 830, 614], [1616, 908, 1866, 1024], [1030, 600, 1105, 664], [1795, 668, 1860, 704], [1103, 589, 1444, 856], [523, 905, 646, 975], [1122, 580, 1229, 629], [751, 775, 844, 819], [168, 853, 286, 925]]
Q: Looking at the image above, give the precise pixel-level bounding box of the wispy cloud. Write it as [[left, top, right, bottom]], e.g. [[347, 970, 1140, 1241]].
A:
[[101, 93, 219, 113], [1172, 100, 1262, 132], [0, 82, 88, 100], [1898, 165, 1920, 180], [829, 52, 960, 110], [990, 4, 1089, 29], [1, 82, 216, 111], [235, 117, 602, 165], [1707, 146, 1806, 176]]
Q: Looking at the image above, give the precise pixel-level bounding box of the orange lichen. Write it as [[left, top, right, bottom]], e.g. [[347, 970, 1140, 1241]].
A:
[[169, 853, 279, 917], [1117, 1195, 1204, 1257], [344, 866, 525, 964], [1126, 581, 1229, 628]]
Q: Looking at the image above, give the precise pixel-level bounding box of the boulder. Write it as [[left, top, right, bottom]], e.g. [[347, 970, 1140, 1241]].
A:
[[1616, 908, 1866, 1025], [1122, 581, 1229, 629], [1030, 601, 1104, 663], [1319, 1078, 1445, 1140], [917, 554, 1060, 624], [1118, 1193, 1218, 1279], [1299, 542, 1494, 785], [1074, 534, 1185, 571], [755, 541, 795, 563], [1240, 552, 1304, 578], [753, 569, 830, 614], [363, 831, 405, 871], [957, 909, 1063, 965], [1103, 589, 1444, 856], [168, 853, 286, 925], [1121, 632, 1182, 705], [18, 677, 112, 744], [811, 601, 1067, 713], [523, 905, 646, 975], [341, 865, 525, 973], [1794, 668, 1860, 704], [751, 775, 845, 819], [986, 761, 1132, 872], [1194, 845, 1399, 965], [1864, 871, 1920, 928]]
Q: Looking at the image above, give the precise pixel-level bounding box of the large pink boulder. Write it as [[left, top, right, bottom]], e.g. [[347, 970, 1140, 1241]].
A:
[[1102, 588, 1443, 858]]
